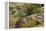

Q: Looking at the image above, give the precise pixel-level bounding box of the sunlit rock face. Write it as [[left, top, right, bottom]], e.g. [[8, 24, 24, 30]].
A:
[[28, 14, 43, 23]]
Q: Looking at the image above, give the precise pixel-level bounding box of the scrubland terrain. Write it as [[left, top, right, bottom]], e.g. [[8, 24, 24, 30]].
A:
[[9, 2, 44, 28]]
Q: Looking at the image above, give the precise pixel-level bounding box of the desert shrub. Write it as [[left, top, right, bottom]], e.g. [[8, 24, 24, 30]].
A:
[[9, 3, 44, 28]]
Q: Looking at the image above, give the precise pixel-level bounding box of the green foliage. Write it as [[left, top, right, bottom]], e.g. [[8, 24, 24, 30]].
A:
[[9, 3, 44, 28]]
